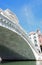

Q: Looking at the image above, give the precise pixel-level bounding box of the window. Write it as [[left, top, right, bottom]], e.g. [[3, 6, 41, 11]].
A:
[[34, 39, 37, 43], [33, 36, 36, 39], [35, 43, 38, 46], [34, 39, 38, 46], [33, 33, 35, 35]]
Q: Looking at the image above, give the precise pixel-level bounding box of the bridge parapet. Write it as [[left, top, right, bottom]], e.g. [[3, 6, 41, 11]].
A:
[[0, 9, 40, 60]]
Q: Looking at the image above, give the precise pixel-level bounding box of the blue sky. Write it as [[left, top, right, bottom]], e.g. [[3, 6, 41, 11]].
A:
[[0, 0, 42, 33]]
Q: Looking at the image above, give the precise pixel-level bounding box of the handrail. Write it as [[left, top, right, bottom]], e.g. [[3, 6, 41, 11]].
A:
[[0, 17, 40, 60], [0, 18, 39, 54]]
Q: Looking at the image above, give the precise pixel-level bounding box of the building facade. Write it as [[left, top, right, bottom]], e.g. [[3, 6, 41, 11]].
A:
[[29, 30, 42, 53]]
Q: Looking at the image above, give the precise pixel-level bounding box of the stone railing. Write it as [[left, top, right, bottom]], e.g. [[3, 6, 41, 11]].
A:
[[0, 16, 40, 57]]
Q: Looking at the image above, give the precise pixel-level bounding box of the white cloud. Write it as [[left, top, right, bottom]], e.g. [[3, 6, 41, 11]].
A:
[[21, 5, 36, 26], [19, 0, 42, 24], [19, 1, 42, 32]]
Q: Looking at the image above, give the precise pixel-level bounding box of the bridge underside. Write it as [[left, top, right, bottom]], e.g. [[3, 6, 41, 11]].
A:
[[0, 26, 35, 60]]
